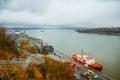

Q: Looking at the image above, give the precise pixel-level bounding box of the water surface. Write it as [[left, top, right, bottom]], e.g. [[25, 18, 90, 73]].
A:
[[26, 29, 120, 80]]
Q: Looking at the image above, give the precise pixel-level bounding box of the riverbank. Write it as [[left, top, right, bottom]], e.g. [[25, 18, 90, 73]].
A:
[[25, 29, 120, 80], [75, 27, 120, 36], [27, 35, 113, 80], [0, 29, 77, 80], [0, 27, 115, 80]]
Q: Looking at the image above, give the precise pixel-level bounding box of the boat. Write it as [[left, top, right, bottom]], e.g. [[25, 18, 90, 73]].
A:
[[88, 62, 103, 71], [72, 50, 103, 71], [72, 55, 86, 64]]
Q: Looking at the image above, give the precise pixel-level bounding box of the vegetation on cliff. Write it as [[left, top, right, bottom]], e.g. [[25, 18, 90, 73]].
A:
[[0, 57, 76, 80], [0, 26, 77, 80], [0, 26, 26, 60]]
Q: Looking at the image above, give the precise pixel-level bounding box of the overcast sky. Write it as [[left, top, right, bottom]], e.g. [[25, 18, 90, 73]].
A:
[[0, 0, 120, 27]]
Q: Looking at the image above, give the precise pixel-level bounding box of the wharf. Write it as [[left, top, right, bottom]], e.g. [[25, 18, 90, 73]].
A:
[[0, 49, 112, 80], [20, 36, 113, 80], [0, 32, 113, 80], [54, 50, 112, 80]]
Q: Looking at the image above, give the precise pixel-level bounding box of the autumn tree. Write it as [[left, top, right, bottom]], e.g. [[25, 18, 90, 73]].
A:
[[38, 57, 77, 80], [0, 50, 16, 60], [0, 64, 28, 80], [0, 57, 77, 80], [20, 38, 29, 45], [5, 33, 16, 52], [0, 26, 16, 60], [20, 38, 29, 49], [0, 27, 7, 49], [26, 45, 37, 54], [0, 26, 15, 52], [27, 63, 43, 80]]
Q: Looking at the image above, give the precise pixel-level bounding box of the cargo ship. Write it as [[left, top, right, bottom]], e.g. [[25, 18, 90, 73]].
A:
[[72, 50, 103, 71]]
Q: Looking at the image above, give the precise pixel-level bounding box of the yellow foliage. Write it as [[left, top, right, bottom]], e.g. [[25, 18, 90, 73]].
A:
[[0, 57, 76, 80], [26, 45, 37, 54], [19, 50, 25, 58], [35, 69, 42, 79], [20, 38, 29, 45], [27, 63, 43, 80], [0, 50, 16, 60], [0, 64, 28, 80], [38, 57, 76, 80]]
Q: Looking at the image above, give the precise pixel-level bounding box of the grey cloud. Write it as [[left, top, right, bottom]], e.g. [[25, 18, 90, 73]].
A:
[[0, 0, 120, 27], [98, 0, 120, 2], [0, 0, 49, 14], [0, 0, 9, 10]]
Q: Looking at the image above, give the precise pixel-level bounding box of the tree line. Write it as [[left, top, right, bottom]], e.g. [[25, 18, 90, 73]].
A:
[[0, 26, 15, 53]]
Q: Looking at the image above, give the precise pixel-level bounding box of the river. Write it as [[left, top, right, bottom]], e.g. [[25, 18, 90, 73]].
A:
[[26, 29, 120, 80]]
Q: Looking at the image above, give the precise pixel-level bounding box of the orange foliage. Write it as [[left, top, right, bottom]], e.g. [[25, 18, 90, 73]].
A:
[[19, 51, 26, 58], [0, 49, 25, 60], [0, 50, 16, 60], [0, 27, 15, 53], [38, 57, 77, 80], [26, 46, 37, 54], [0, 57, 77, 80], [20, 38, 29, 45], [27, 63, 43, 80], [0, 64, 28, 80]]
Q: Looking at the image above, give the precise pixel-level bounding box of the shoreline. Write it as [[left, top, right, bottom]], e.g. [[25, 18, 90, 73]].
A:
[[74, 27, 120, 36], [28, 36, 113, 80], [0, 27, 113, 79]]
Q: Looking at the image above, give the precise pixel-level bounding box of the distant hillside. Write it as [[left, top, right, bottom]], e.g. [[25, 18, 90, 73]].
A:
[[4, 24, 77, 30], [75, 27, 120, 36]]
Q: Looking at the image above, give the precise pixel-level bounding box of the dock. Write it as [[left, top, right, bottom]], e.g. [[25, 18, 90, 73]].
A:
[[0, 49, 113, 80], [53, 49, 113, 80], [0, 32, 113, 80]]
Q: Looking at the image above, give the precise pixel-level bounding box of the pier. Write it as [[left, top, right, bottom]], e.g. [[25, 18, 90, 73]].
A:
[[0, 32, 113, 80], [0, 49, 112, 80], [53, 49, 112, 80]]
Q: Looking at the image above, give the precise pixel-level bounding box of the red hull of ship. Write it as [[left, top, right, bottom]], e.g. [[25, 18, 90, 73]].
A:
[[88, 63, 103, 71], [72, 55, 103, 71], [72, 56, 86, 64]]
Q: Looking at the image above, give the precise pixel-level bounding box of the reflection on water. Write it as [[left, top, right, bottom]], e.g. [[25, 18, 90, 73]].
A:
[[26, 29, 120, 80]]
